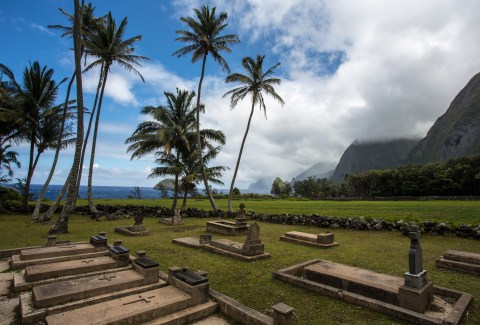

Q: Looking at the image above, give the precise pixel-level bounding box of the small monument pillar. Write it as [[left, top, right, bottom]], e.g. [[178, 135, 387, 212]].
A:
[[173, 208, 182, 225], [398, 226, 433, 313], [272, 303, 296, 325], [242, 222, 265, 256], [47, 236, 57, 247], [235, 203, 248, 226]]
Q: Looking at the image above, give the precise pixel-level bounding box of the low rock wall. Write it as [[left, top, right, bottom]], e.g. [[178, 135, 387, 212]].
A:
[[4, 203, 480, 239]]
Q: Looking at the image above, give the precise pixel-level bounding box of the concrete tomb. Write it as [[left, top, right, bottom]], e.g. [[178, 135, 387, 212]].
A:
[[436, 249, 480, 276], [115, 214, 150, 236], [205, 204, 250, 235], [160, 208, 184, 225], [280, 231, 338, 248], [11, 233, 109, 270], [273, 226, 472, 324], [173, 222, 271, 261]]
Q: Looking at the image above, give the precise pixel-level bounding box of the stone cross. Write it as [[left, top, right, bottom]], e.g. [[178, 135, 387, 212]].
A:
[[408, 226, 423, 275], [245, 222, 261, 245], [238, 203, 246, 218], [122, 294, 155, 305], [98, 274, 116, 281], [81, 259, 94, 264]]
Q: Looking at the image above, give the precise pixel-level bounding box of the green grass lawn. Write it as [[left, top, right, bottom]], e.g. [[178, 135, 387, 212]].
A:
[[85, 198, 480, 225], [1, 209, 480, 324]]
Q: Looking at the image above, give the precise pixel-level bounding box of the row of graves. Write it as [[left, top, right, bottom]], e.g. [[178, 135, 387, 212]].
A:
[[0, 204, 477, 325], [0, 231, 296, 325], [170, 207, 474, 325]]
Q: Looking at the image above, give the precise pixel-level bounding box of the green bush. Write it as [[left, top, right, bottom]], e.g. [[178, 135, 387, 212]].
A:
[[0, 185, 22, 202]]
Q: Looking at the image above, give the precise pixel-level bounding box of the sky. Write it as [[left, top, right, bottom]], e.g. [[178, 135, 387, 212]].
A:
[[2, 0, 480, 190]]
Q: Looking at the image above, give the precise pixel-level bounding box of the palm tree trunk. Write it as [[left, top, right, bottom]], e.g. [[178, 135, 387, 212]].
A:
[[181, 185, 188, 210], [87, 65, 109, 214], [50, 0, 85, 234], [22, 132, 36, 212], [228, 101, 255, 211], [74, 62, 104, 206], [32, 72, 75, 220], [39, 168, 71, 222], [196, 53, 217, 210]]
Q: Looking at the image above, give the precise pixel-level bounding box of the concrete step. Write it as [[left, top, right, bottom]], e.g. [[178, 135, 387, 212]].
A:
[[142, 300, 218, 325], [443, 250, 480, 265], [20, 243, 99, 261], [25, 255, 118, 282], [436, 256, 480, 276], [45, 286, 194, 325], [11, 250, 109, 269]]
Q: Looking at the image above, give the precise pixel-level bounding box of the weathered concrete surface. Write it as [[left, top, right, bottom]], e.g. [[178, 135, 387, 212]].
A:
[[210, 239, 243, 254], [436, 250, 480, 276], [20, 242, 99, 261], [191, 315, 232, 325], [45, 286, 192, 325], [142, 301, 218, 325], [0, 260, 10, 272], [25, 255, 117, 282], [280, 231, 338, 248], [0, 297, 17, 325], [0, 273, 12, 297], [14, 264, 132, 293], [33, 269, 146, 308]]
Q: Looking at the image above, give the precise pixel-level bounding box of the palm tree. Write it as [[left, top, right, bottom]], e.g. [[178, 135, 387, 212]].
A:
[[0, 145, 20, 183], [126, 89, 197, 209], [50, 0, 85, 233], [223, 55, 285, 211], [83, 11, 148, 214], [34, 3, 106, 221], [173, 5, 239, 210], [0, 62, 66, 212]]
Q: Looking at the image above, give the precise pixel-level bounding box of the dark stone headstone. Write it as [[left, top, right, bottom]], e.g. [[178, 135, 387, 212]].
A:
[[134, 257, 159, 269], [408, 226, 423, 275], [90, 235, 107, 248], [172, 268, 208, 286], [109, 245, 129, 255]]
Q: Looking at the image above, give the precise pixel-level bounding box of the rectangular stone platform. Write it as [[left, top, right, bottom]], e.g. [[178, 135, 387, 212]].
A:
[[280, 231, 338, 248], [20, 242, 103, 261], [273, 259, 473, 325], [11, 250, 109, 270], [20, 280, 168, 324], [206, 220, 248, 236], [436, 250, 480, 276], [172, 237, 270, 262], [32, 269, 149, 308], [25, 256, 118, 282], [45, 286, 197, 325], [305, 259, 402, 304]]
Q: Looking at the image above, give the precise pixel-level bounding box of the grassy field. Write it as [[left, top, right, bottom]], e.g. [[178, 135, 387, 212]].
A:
[[1, 204, 480, 324], [85, 198, 480, 225]]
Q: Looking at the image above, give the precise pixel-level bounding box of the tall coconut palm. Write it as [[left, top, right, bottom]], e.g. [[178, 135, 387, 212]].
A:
[[173, 5, 239, 210], [0, 62, 66, 212], [0, 145, 20, 183], [126, 89, 197, 209], [50, 0, 85, 234], [83, 11, 148, 214], [223, 55, 284, 211], [34, 3, 106, 221]]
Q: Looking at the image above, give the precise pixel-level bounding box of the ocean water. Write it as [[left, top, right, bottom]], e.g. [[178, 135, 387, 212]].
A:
[[16, 184, 268, 200]]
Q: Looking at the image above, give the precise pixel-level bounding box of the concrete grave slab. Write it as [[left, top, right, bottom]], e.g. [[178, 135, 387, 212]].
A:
[[25, 255, 118, 282], [436, 250, 480, 276], [274, 259, 472, 325], [206, 220, 249, 236], [280, 231, 339, 248], [32, 269, 147, 308], [0, 273, 12, 297], [45, 286, 206, 325], [19, 242, 102, 261], [11, 250, 109, 269]]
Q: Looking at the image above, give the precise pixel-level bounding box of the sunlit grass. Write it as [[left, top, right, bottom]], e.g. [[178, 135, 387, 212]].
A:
[[1, 213, 480, 324]]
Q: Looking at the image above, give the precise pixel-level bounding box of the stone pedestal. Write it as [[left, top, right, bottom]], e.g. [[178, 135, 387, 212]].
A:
[[272, 303, 296, 325], [199, 234, 212, 245], [47, 236, 56, 247], [398, 281, 433, 313], [316, 233, 334, 244], [242, 243, 265, 256], [131, 224, 146, 232], [235, 218, 247, 226]]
